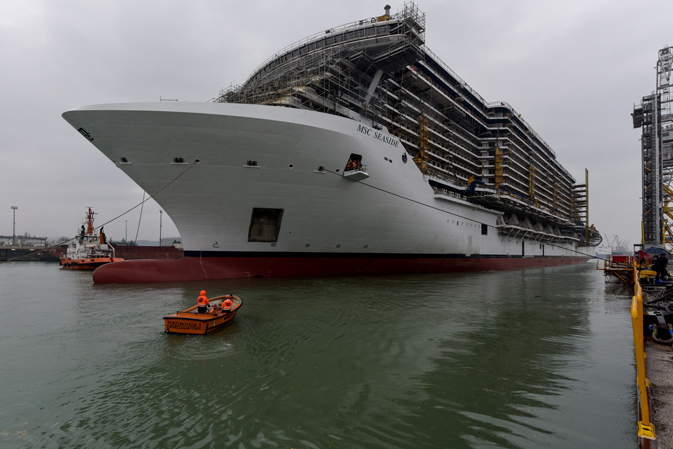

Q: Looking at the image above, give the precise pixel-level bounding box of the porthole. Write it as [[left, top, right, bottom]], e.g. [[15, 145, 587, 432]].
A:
[[402, 153, 408, 164], [289, 164, 294, 169], [363, 245, 368, 249], [305, 243, 310, 248], [336, 244, 341, 248], [271, 242, 276, 247]]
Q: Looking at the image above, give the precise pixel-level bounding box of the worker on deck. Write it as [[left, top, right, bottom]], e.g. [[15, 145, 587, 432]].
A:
[[221, 295, 233, 312], [655, 255, 669, 281], [652, 255, 662, 279], [197, 290, 210, 313]]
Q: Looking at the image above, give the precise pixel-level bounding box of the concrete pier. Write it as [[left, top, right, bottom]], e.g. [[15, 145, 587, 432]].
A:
[[647, 339, 673, 448]]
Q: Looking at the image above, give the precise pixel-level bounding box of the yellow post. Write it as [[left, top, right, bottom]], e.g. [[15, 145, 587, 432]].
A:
[[631, 269, 656, 440]]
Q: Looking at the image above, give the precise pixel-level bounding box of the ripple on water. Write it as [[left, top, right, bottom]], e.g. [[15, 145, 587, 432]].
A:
[[163, 327, 242, 361]]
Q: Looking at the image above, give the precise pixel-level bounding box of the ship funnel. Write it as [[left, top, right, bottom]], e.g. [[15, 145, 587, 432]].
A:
[[384, 4, 391, 16]]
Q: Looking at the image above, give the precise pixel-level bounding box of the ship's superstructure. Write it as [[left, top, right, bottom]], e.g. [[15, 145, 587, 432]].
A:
[[218, 3, 599, 247], [62, 3, 599, 283]]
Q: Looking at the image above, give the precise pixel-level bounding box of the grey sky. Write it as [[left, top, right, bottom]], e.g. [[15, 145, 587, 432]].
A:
[[1, 0, 670, 247]]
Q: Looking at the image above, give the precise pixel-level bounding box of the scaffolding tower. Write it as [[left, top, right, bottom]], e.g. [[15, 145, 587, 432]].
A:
[[633, 46, 673, 248]]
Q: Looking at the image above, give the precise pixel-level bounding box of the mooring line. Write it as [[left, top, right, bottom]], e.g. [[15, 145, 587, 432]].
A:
[[134, 191, 146, 244]]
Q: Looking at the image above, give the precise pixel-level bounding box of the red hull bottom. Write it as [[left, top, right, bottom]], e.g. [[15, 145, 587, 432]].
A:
[[91, 255, 589, 284]]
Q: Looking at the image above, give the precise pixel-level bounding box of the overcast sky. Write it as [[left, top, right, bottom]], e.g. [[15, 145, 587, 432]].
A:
[[1, 0, 670, 247]]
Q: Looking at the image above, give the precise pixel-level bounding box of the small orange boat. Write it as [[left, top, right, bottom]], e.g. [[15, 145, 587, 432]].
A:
[[164, 295, 242, 335]]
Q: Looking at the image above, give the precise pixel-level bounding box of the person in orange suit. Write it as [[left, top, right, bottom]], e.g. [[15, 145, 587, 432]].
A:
[[221, 294, 234, 312], [197, 290, 210, 314]]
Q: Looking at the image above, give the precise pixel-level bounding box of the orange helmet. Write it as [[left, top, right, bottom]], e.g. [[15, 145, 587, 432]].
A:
[[200, 290, 206, 296]]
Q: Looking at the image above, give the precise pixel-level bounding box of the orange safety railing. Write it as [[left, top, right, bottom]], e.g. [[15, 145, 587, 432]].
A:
[[631, 267, 656, 440]]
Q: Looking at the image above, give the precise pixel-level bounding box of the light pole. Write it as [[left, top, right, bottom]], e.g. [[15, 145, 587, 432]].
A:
[[125, 220, 127, 242], [11, 206, 17, 246], [159, 210, 163, 247]]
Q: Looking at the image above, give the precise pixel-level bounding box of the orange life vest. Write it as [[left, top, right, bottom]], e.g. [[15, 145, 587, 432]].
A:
[[197, 295, 209, 307], [222, 298, 233, 311]]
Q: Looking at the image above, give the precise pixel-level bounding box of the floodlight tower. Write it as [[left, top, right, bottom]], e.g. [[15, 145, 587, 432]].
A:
[[11, 206, 17, 246]]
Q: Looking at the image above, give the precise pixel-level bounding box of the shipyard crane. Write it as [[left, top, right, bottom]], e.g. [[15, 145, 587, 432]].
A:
[[633, 46, 673, 250]]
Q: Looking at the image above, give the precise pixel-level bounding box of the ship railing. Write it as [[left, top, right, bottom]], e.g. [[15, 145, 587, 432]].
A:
[[422, 47, 560, 163], [631, 270, 657, 442], [431, 187, 463, 200], [244, 23, 380, 85], [241, 13, 411, 87], [239, 3, 426, 89], [107, 242, 116, 259], [422, 47, 486, 106], [496, 224, 579, 244]]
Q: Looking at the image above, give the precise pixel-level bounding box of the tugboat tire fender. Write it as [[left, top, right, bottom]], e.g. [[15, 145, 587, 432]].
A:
[[652, 326, 673, 344]]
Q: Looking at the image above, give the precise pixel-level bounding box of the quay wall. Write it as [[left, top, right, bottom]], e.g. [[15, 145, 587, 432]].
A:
[[1, 245, 184, 262]]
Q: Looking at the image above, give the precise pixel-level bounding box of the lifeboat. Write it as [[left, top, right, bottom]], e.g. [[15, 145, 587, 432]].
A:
[[60, 207, 123, 270], [164, 295, 242, 335]]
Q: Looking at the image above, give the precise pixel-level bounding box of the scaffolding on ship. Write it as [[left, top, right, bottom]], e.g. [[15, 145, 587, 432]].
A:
[[215, 2, 600, 248]]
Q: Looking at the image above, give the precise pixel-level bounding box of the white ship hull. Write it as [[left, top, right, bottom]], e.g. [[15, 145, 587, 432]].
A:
[[63, 102, 587, 283]]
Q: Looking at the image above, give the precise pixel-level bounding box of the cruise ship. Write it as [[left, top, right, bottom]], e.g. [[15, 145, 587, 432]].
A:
[[62, 3, 600, 283]]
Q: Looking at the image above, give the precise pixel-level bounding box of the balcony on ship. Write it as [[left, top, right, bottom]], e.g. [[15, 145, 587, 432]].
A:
[[343, 167, 369, 181]]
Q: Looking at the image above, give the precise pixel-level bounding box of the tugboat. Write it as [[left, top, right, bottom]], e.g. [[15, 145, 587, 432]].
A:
[[60, 207, 123, 270]]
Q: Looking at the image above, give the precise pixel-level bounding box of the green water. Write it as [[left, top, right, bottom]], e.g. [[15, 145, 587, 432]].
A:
[[0, 262, 634, 448]]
